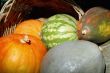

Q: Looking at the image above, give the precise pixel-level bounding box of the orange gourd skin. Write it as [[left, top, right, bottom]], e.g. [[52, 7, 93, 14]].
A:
[[14, 19, 44, 40], [0, 34, 47, 73]]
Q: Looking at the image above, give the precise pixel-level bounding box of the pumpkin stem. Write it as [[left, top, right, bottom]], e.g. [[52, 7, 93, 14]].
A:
[[20, 35, 31, 45], [82, 30, 87, 35]]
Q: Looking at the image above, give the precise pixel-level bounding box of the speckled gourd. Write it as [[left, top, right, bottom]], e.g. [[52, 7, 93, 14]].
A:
[[78, 7, 110, 43]]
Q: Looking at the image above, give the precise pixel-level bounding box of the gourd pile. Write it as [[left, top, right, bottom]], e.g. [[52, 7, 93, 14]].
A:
[[0, 7, 110, 73]]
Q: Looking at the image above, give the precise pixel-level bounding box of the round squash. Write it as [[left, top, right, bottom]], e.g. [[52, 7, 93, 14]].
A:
[[41, 40, 105, 73], [0, 34, 47, 73], [77, 7, 110, 43], [14, 19, 44, 40], [41, 14, 78, 49]]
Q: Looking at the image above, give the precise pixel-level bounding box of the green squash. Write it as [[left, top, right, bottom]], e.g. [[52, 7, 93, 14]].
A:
[[41, 40, 105, 73], [78, 7, 110, 43], [100, 40, 110, 73], [41, 14, 78, 49]]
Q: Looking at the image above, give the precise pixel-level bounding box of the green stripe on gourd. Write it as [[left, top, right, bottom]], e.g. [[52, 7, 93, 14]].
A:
[[42, 20, 77, 38], [43, 33, 77, 42], [43, 20, 76, 28], [48, 14, 77, 25], [47, 36, 77, 48], [42, 20, 76, 32], [43, 33, 77, 49], [41, 14, 78, 49]]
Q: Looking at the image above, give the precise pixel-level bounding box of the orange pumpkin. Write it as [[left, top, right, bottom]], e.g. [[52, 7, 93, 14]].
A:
[[0, 34, 47, 73], [14, 19, 44, 40]]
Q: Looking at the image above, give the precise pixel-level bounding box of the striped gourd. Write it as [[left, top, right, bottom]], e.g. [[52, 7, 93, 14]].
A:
[[48, 14, 77, 25], [41, 14, 78, 49]]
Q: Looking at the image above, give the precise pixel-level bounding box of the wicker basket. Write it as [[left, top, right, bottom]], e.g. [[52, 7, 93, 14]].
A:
[[0, 0, 84, 37], [0, 1, 109, 73]]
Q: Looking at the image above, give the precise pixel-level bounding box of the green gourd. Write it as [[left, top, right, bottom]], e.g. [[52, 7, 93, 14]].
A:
[[41, 40, 105, 73], [41, 14, 78, 49], [78, 7, 110, 43], [99, 40, 110, 73]]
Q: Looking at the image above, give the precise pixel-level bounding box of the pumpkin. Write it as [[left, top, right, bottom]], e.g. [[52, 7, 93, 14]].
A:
[[41, 40, 105, 73], [14, 19, 44, 40], [77, 7, 110, 43], [41, 14, 78, 49], [99, 40, 110, 73], [0, 34, 47, 73]]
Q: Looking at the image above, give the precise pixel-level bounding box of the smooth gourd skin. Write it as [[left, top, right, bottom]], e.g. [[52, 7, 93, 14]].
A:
[[100, 40, 110, 73], [0, 34, 47, 73], [41, 14, 78, 49], [41, 40, 105, 73], [14, 19, 44, 40], [78, 7, 110, 43]]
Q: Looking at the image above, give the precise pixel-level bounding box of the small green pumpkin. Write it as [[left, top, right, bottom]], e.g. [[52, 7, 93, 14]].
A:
[[41, 14, 78, 49]]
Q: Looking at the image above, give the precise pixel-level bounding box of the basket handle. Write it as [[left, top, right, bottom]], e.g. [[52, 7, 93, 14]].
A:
[[63, 0, 84, 20], [0, 0, 15, 23]]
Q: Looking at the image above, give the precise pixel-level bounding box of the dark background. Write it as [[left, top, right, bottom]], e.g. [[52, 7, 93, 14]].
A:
[[1, 0, 110, 10], [74, 0, 110, 11], [0, 0, 110, 20]]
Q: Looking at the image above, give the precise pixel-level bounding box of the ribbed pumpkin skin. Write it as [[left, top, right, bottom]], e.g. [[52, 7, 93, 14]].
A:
[[78, 7, 110, 43], [14, 19, 44, 40], [0, 34, 47, 73], [41, 14, 78, 49], [41, 40, 105, 73]]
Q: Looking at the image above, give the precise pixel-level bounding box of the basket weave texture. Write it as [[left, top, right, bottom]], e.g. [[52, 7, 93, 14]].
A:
[[0, 0, 81, 36]]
